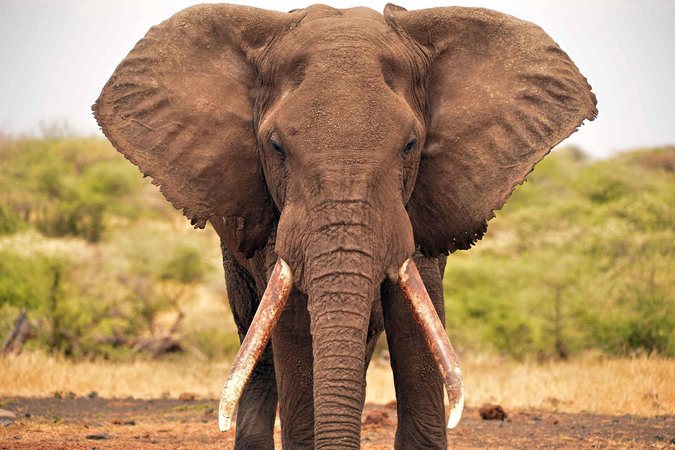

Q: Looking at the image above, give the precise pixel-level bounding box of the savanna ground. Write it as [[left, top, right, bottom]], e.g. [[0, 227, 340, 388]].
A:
[[1, 352, 673, 448]]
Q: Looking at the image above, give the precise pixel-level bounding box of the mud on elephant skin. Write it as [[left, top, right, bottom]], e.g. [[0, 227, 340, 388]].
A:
[[93, 3, 596, 448]]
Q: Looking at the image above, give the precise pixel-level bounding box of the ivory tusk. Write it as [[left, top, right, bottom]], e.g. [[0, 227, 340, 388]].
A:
[[218, 258, 294, 432], [397, 258, 465, 429]]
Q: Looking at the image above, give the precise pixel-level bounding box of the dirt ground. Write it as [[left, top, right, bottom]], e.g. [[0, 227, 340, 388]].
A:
[[0, 396, 673, 449]]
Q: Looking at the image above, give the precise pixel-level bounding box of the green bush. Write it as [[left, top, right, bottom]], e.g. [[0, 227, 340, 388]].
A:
[[0, 136, 148, 242], [0, 202, 25, 234], [0, 251, 82, 354], [0, 251, 56, 311], [160, 246, 210, 284], [444, 146, 675, 358]]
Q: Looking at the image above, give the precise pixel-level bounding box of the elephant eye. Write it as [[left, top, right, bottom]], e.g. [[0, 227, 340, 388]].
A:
[[402, 138, 417, 156], [270, 140, 286, 160]]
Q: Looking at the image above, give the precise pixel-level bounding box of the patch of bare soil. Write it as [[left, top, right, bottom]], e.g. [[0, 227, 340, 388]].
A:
[[0, 396, 673, 449]]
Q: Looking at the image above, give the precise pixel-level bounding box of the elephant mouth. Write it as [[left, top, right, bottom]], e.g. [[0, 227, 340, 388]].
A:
[[217, 257, 465, 431]]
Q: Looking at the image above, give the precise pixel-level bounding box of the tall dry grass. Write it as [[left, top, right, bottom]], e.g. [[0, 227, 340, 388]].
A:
[[458, 352, 674, 416], [2, 351, 672, 417], [0, 352, 228, 399], [366, 353, 674, 417]]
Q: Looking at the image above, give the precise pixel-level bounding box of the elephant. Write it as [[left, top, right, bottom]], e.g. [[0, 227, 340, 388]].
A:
[[93, 3, 596, 448]]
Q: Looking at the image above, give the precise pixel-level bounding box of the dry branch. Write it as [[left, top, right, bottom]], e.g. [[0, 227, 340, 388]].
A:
[[2, 309, 31, 356]]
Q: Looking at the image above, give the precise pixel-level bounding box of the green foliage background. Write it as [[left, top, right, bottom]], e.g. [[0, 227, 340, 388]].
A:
[[0, 136, 235, 360], [0, 136, 673, 359], [444, 147, 674, 358]]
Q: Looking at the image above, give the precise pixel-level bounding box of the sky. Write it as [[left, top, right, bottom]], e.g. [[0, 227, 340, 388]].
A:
[[0, 0, 673, 158]]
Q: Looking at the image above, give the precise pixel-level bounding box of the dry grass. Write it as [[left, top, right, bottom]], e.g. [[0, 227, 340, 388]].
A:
[[0, 352, 229, 400], [1, 351, 672, 417], [366, 353, 675, 417], [461, 352, 674, 416]]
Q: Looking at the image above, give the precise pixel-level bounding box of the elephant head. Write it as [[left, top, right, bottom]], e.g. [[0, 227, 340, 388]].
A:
[[94, 3, 596, 446]]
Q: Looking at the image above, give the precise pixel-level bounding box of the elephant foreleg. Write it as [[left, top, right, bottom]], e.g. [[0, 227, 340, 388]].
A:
[[381, 252, 447, 449]]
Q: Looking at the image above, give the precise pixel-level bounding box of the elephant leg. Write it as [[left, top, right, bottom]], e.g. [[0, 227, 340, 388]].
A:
[[381, 252, 447, 449], [222, 249, 277, 450], [272, 289, 315, 449]]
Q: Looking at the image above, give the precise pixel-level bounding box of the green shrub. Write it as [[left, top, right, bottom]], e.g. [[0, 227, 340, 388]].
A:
[[0, 251, 55, 311], [160, 246, 210, 284], [0, 136, 146, 242], [445, 146, 675, 358], [0, 202, 25, 234]]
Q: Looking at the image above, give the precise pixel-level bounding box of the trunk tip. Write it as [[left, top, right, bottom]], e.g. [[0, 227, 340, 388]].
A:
[[447, 386, 465, 429]]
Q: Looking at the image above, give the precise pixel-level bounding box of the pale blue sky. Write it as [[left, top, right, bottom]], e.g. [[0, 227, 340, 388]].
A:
[[1, 0, 673, 158]]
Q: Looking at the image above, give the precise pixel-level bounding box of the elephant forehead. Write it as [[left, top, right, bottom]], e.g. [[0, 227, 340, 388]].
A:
[[264, 21, 415, 98], [309, 25, 392, 54], [296, 4, 388, 26], [273, 11, 401, 63], [256, 8, 426, 144]]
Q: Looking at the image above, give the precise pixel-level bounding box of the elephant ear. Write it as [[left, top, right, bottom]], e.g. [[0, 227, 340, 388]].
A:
[[385, 5, 597, 257], [93, 5, 302, 257]]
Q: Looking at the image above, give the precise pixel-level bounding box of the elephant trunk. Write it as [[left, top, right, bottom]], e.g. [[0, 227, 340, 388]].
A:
[[295, 201, 381, 448], [306, 256, 375, 448]]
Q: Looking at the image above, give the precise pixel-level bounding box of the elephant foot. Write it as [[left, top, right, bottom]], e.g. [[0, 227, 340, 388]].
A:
[[394, 413, 447, 450], [280, 437, 314, 450], [234, 435, 275, 450]]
